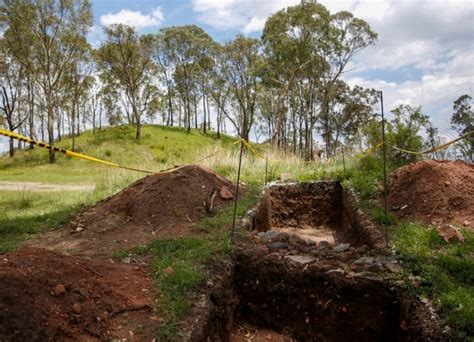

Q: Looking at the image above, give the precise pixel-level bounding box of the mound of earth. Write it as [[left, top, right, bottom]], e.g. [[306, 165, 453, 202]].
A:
[[31, 165, 237, 256], [0, 248, 157, 341], [388, 160, 474, 229]]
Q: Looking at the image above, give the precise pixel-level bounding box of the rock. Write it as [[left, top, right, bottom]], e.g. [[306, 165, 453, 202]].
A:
[[288, 234, 308, 246], [385, 262, 403, 273], [353, 271, 383, 282], [368, 262, 384, 273], [285, 255, 316, 265], [463, 220, 470, 227], [354, 256, 375, 265], [121, 257, 131, 264], [318, 241, 332, 250], [326, 268, 345, 275], [54, 284, 66, 296], [400, 204, 408, 210], [333, 243, 350, 252], [241, 217, 253, 231], [163, 266, 175, 276], [268, 242, 288, 252], [219, 186, 233, 200], [435, 225, 465, 243], [260, 230, 280, 241], [72, 303, 82, 314]]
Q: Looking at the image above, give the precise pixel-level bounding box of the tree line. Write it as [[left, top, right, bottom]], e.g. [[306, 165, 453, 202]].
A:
[[0, 0, 472, 162]]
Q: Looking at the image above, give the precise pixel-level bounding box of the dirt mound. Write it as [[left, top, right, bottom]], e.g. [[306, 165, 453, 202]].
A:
[[32, 165, 237, 255], [388, 160, 474, 229], [0, 248, 157, 341]]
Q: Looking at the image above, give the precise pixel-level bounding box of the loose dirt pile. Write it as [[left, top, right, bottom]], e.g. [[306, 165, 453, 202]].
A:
[[388, 160, 474, 229], [32, 165, 237, 255], [0, 248, 157, 341]]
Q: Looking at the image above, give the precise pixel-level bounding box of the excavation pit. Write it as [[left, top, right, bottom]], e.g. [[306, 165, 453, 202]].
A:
[[252, 181, 384, 249], [192, 182, 441, 341], [195, 249, 441, 342]]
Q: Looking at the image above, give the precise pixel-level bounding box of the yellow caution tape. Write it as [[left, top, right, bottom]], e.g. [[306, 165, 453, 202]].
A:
[[240, 138, 283, 163], [390, 131, 473, 155], [0, 128, 156, 174]]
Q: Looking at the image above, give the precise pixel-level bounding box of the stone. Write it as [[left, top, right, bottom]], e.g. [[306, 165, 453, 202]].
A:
[[353, 271, 383, 282], [72, 303, 82, 314], [333, 243, 350, 252], [241, 217, 252, 231], [400, 205, 408, 210], [260, 230, 280, 241], [288, 234, 308, 246], [54, 284, 66, 296], [219, 186, 233, 200], [326, 268, 345, 275], [121, 257, 131, 264], [384, 262, 403, 273], [354, 256, 375, 265], [368, 262, 384, 273], [75, 226, 84, 233], [284, 255, 316, 265], [163, 266, 175, 276], [268, 242, 288, 252], [318, 241, 332, 250]]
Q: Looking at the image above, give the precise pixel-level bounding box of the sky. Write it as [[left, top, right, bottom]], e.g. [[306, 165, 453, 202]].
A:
[[1, 0, 473, 151]]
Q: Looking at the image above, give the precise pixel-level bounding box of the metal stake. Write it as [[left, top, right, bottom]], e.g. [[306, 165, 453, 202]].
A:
[[380, 91, 389, 248], [231, 139, 244, 240]]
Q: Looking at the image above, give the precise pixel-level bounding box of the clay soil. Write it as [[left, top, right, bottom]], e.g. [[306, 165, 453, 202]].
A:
[[0, 248, 157, 341], [31, 165, 237, 256], [388, 160, 474, 229], [1, 165, 239, 341]]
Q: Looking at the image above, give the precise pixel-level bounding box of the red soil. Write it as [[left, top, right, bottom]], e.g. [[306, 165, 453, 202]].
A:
[[31, 165, 237, 256], [0, 248, 157, 341], [388, 160, 474, 229]]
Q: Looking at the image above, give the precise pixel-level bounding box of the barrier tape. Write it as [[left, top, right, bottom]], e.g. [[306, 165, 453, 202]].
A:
[[389, 131, 473, 155], [0, 128, 237, 175]]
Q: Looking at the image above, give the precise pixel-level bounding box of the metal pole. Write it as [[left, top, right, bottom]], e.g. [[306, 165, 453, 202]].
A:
[[341, 146, 346, 173], [380, 91, 389, 248], [265, 153, 269, 184], [231, 139, 244, 240]]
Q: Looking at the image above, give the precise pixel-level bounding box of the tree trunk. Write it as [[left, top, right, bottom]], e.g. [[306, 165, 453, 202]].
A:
[[202, 92, 207, 134], [9, 137, 14, 158]]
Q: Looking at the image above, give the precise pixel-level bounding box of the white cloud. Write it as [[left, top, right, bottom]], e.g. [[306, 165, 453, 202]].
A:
[[192, 0, 473, 133], [346, 52, 474, 133], [100, 7, 164, 29], [191, 0, 300, 33]]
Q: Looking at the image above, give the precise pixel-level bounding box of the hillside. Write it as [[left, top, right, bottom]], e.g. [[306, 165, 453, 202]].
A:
[[0, 124, 238, 184]]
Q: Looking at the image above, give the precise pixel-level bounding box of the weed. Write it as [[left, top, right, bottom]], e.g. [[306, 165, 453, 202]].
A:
[[392, 222, 474, 338]]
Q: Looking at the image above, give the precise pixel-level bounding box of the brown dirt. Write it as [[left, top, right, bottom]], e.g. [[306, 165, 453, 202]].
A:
[[0, 248, 158, 341], [253, 182, 384, 249], [30, 165, 237, 256], [388, 160, 474, 229], [230, 322, 293, 341]]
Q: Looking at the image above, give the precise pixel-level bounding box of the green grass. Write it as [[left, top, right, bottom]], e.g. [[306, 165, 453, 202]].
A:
[[0, 124, 238, 184], [128, 183, 259, 339], [392, 222, 474, 339], [0, 190, 93, 252]]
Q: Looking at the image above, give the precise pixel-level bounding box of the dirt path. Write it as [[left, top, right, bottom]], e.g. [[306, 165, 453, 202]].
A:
[[0, 181, 95, 192]]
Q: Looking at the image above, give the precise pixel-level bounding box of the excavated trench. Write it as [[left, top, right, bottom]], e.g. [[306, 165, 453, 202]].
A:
[[191, 182, 441, 341]]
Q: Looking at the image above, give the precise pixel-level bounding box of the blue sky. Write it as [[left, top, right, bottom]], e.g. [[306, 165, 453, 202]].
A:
[[1, 0, 473, 152], [88, 0, 473, 138]]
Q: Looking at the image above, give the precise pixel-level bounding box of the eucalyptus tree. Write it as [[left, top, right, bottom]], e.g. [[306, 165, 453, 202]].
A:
[[451, 95, 473, 161], [1, 0, 93, 162], [217, 36, 260, 141], [159, 25, 215, 132], [96, 24, 158, 140], [0, 40, 28, 157], [262, 2, 377, 157]]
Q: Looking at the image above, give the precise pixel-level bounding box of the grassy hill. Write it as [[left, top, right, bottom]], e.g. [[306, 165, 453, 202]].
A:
[[0, 124, 315, 252]]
